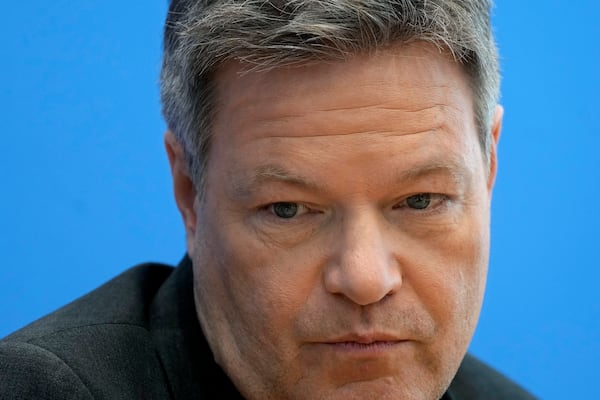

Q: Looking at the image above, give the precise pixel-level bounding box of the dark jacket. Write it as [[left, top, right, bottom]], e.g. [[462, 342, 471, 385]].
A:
[[0, 256, 537, 399]]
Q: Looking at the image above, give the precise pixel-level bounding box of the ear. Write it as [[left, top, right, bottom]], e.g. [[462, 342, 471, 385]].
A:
[[487, 105, 503, 193], [164, 131, 198, 252]]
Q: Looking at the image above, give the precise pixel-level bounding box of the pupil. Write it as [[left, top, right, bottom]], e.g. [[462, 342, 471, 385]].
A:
[[407, 194, 431, 209], [273, 202, 298, 218]]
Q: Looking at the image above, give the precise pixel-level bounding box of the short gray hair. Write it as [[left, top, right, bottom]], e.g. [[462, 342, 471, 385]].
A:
[[160, 0, 500, 191]]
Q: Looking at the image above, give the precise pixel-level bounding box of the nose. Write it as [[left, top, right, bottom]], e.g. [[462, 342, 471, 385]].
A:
[[323, 210, 402, 306]]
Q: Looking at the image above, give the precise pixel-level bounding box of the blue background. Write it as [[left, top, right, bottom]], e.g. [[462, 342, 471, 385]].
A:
[[1, 2, 598, 398]]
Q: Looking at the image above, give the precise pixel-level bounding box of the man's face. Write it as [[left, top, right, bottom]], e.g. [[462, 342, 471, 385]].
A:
[[175, 42, 501, 400]]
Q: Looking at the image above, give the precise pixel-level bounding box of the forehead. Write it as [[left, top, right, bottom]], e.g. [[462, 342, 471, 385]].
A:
[[207, 42, 482, 187], [212, 42, 474, 139]]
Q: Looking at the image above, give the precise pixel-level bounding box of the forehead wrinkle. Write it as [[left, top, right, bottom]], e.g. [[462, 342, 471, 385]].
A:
[[241, 108, 454, 140], [257, 127, 441, 139], [240, 93, 460, 121], [298, 102, 453, 114]]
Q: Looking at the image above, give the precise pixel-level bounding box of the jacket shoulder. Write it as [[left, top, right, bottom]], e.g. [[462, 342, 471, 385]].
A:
[[448, 353, 538, 400], [0, 262, 175, 399], [0, 341, 94, 400], [3, 262, 173, 343]]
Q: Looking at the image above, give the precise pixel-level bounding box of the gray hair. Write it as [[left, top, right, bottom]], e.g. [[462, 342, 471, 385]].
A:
[[160, 0, 500, 192]]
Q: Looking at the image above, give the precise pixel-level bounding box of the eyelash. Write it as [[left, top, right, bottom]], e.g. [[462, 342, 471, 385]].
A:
[[268, 202, 310, 216], [393, 193, 451, 214]]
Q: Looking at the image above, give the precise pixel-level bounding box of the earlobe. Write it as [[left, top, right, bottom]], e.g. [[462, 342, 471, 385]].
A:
[[487, 105, 503, 191], [164, 131, 198, 247]]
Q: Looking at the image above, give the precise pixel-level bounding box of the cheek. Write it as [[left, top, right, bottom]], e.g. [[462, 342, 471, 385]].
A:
[[409, 212, 489, 338], [192, 208, 322, 360]]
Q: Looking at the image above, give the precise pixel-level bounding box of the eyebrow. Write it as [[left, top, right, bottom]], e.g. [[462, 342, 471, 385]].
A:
[[397, 161, 470, 187], [231, 164, 320, 198], [231, 160, 471, 199]]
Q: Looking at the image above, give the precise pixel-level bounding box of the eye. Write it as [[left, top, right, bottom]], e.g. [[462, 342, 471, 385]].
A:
[[405, 193, 432, 209], [270, 202, 301, 219]]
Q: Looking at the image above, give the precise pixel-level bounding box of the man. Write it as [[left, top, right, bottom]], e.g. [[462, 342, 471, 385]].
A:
[[0, 1, 537, 399]]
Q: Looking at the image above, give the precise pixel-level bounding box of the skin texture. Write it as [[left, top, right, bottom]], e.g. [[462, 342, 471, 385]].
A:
[[165, 42, 503, 400]]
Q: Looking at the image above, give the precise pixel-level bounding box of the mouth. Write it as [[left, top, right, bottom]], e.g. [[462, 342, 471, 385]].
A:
[[318, 334, 411, 357], [327, 333, 405, 344], [326, 340, 403, 352], [300, 333, 415, 380]]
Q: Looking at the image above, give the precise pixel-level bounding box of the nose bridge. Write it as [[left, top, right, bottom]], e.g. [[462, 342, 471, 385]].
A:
[[323, 207, 402, 306]]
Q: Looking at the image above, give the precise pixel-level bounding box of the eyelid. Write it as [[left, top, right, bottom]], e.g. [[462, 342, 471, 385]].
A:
[[394, 193, 450, 211], [264, 202, 317, 220]]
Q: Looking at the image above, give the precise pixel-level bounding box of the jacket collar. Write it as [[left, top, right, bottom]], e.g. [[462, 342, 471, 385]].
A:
[[149, 254, 244, 399]]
